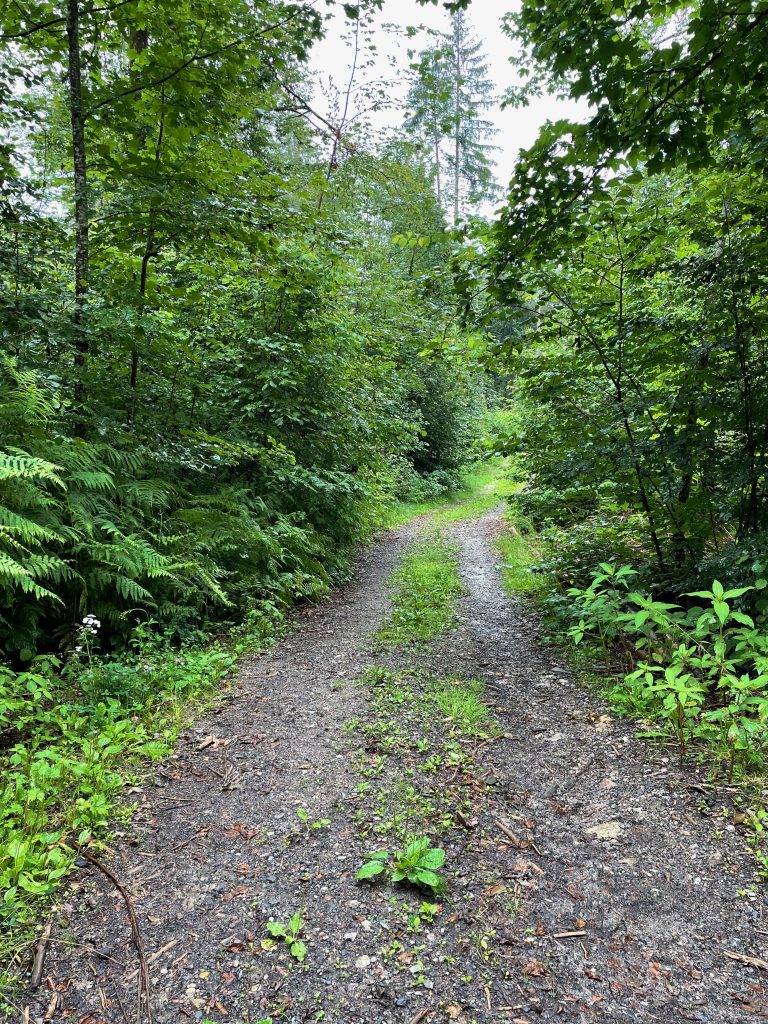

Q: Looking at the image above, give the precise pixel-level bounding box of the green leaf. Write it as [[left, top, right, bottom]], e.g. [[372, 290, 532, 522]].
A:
[[290, 940, 307, 962], [356, 860, 386, 880], [731, 611, 755, 627], [266, 921, 287, 938], [419, 847, 445, 869], [713, 600, 730, 624], [403, 836, 430, 860], [413, 868, 446, 893]]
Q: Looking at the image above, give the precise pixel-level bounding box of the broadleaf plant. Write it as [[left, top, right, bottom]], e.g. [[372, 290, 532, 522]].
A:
[[357, 837, 446, 894]]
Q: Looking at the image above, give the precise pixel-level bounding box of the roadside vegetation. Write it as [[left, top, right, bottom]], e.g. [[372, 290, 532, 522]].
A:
[[495, 503, 768, 875]]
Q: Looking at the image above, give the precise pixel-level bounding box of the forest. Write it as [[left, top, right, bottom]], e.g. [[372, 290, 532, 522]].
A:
[[2, 0, 768, 1019]]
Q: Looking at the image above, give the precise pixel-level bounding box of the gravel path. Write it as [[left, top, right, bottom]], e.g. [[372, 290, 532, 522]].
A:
[[20, 509, 768, 1024]]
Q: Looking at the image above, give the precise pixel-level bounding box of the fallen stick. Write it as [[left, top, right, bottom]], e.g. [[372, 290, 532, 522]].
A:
[[125, 939, 179, 982], [408, 1010, 433, 1024], [171, 828, 207, 853], [28, 919, 53, 990], [552, 930, 587, 939], [80, 851, 153, 1024], [495, 819, 519, 844], [724, 950, 768, 970], [543, 755, 596, 801]]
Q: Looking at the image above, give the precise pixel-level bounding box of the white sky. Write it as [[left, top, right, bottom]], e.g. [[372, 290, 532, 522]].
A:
[[309, 0, 589, 214]]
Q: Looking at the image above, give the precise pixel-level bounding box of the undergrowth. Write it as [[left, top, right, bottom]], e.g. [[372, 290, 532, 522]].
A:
[[0, 604, 285, 1007], [495, 505, 768, 879]]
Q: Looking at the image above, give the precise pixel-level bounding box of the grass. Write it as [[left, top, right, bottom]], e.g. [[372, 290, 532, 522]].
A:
[[430, 678, 496, 737], [432, 474, 520, 526], [351, 665, 496, 845], [495, 512, 551, 598], [377, 534, 466, 646], [380, 459, 512, 530]]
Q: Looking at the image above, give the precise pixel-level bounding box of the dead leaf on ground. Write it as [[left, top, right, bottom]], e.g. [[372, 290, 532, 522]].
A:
[[513, 860, 545, 876], [484, 883, 507, 897], [196, 736, 232, 751], [221, 885, 249, 902], [522, 959, 547, 977]]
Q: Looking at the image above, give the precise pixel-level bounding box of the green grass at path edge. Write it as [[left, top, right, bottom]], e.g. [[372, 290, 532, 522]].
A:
[[495, 512, 551, 599], [379, 458, 516, 530]]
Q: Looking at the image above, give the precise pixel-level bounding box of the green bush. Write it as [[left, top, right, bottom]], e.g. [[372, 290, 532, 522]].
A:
[[566, 563, 768, 776]]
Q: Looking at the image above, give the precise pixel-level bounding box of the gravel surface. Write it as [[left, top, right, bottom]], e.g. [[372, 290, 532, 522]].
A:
[[18, 509, 768, 1024]]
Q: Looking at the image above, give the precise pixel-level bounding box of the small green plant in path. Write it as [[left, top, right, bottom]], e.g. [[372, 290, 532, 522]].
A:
[[265, 911, 308, 962], [431, 678, 494, 736], [296, 808, 331, 832], [357, 836, 447, 894], [378, 535, 465, 646]]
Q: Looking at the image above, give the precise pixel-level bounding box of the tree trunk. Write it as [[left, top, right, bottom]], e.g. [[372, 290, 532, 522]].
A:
[[127, 32, 158, 427], [452, 14, 461, 223], [66, 0, 89, 426], [434, 132, 442, 208], [66, 0, 89, 423]]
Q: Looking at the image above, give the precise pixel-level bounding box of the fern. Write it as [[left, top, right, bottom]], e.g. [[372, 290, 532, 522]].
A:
[[0, 551, 62, 603]]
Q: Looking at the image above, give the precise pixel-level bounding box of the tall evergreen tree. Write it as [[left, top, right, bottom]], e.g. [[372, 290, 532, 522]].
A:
[[404, 13, 498, 221]]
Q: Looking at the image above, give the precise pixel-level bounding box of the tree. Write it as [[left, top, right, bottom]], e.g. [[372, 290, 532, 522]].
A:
[[493, 0, 768, 266], [404, 11, 498, 220], [0, 0, 491, 655]]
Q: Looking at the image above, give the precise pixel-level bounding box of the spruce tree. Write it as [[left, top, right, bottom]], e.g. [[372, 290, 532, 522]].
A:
[[403, 12, 498, 221]]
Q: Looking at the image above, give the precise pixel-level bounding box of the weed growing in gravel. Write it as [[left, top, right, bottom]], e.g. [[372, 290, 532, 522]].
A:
[[377, 535, 465, 646], [431, 678, 495, 736], [357, 836, 447, 893], [296, 808, 331, 832], [407, 901, 441, 931], [265, 911, 308, 962]]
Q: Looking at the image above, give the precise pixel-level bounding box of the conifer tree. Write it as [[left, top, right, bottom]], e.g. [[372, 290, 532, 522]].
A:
[[404, 12, 498, 221]]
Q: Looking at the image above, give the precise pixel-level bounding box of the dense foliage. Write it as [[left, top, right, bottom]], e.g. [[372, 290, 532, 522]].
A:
[[0, 0, 491, 659], [455, 0, 768, 608]]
